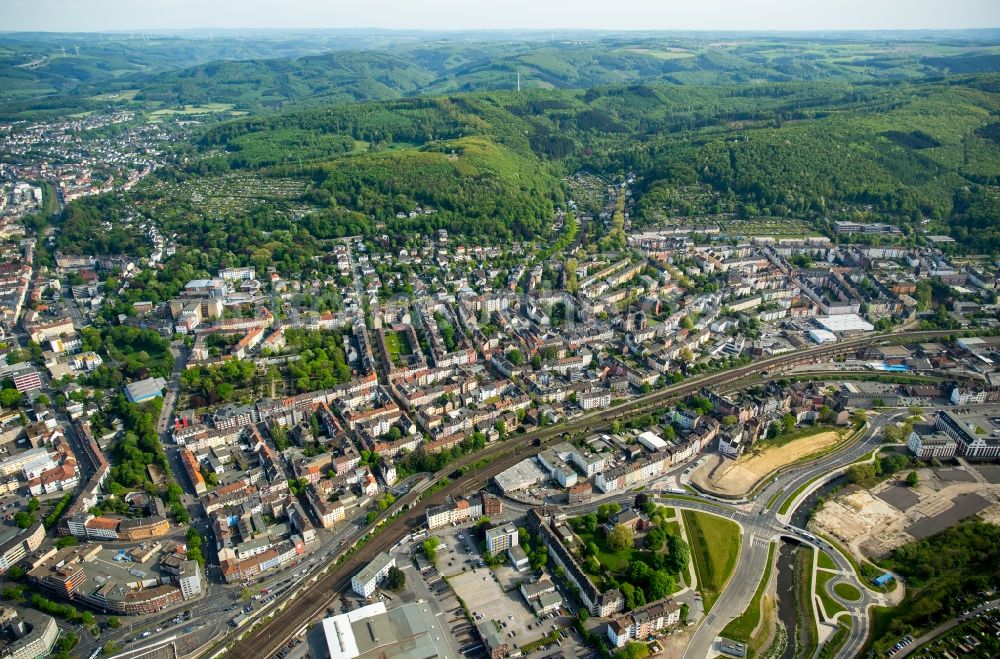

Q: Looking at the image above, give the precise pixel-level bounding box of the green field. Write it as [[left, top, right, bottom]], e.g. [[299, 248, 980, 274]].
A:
[[682, 510, 742, 612], [721, 542, 776, 643], [815, 570, 846, 618], [817, 551, 837, 571], [149, 103, 238, 121], [834, 582, 862, 601], [383, 330, 413, 367], [796, 546, 819, 659]]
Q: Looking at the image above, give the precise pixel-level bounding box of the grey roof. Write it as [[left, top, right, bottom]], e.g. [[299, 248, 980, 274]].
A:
[[124, 377, 167, 400], [353, 551, 394, 587]]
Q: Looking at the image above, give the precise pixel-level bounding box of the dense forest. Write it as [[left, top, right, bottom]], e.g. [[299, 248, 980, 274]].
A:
[[54, 71, 1000, 260], [870, 519, 1000, 655], [3, 31, 999, 120], [37, 37, 1000, 260]]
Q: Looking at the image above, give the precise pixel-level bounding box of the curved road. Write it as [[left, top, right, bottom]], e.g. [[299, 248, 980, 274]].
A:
[[218, 329, 956, 659]]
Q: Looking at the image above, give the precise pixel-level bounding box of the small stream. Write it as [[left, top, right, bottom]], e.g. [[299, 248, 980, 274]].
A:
[[775, 541, 798, 659], [774, 474, 849, 659]]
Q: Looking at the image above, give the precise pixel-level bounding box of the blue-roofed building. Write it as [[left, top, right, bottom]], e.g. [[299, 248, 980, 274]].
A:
[[873, 573, 894, 587]]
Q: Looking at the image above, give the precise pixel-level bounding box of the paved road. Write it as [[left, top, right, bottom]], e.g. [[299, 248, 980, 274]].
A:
[[895, 598, 1000, 658], [219, 328, 959, 658], [681, 413, 901, 659]]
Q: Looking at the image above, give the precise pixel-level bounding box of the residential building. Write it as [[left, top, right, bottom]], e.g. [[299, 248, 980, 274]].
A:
[[484, 524, 518, 556], [351, 552, 396, 598]]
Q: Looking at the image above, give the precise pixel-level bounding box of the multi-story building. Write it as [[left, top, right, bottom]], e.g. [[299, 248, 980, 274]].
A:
[[425, 495, 483, 529], [595, 452, 669, 493], [484, 524, 518, 556], [351, 552, 396, 598], [935, 411, 1000, 460], [0, 522, 44, 573], [0, 608, 59, 659], [177, 560, 202, 600], [0, 363, 42, 393], [906, 430, 957, 460], [607, 599, 682, 647]]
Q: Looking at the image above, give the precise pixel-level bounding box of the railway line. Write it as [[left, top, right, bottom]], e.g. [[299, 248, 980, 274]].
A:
[[215, 328, 961, 659]]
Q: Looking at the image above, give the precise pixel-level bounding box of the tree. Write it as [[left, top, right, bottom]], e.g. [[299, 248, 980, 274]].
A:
[[616, 641, 650, 659], [0, 388, 21, 407], [107, 616, 121, 629], [13, 511, 34, 529], [645, 526, 666, 551], [647, 570, 675, 600], [384, 566, 406, 591], [422, 538, 440, 564], [905, 471, 919, 487], [507, 349, 524, 366], [586, 556, 602, 573], [608, 524, 634, 552], [55, 536, 78, 549]]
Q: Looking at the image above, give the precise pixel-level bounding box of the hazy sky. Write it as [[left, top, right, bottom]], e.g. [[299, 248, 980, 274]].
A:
[[4, 0, 999, 32]]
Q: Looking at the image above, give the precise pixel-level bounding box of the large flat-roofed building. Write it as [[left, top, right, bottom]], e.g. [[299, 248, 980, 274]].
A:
[[321, 601, 451, 659], [351, 551, 395, 598], [907, 429, 957, 460], [26, 543, 193, 615], [124, 377, 167, 404], [493, 458, 546, 494], [935, 411, 1000, 459], [813, 314, 874, 334], [0, 607, 59, 659]]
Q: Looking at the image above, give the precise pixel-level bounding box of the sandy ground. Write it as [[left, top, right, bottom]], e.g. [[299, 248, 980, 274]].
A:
[[692, 431, 843, 496], [811, 466, 1000, 559]]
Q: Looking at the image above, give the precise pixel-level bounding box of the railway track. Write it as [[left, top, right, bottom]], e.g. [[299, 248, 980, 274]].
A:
[[215, 328, 960, 658]]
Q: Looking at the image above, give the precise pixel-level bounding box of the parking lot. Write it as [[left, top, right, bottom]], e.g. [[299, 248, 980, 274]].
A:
[[414, 561, 483, 656], [450, 569, 559, 653]]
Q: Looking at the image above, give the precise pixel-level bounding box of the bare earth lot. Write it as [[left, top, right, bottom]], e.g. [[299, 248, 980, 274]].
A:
[[811, 464, 1000, 559], [692, 430, 842, 496]]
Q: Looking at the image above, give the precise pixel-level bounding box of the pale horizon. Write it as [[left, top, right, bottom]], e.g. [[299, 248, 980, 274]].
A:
[[4, 0, 999, 33]]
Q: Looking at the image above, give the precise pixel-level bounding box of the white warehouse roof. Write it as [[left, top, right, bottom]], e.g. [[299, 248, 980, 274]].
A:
[[814, 314, 874, 333]]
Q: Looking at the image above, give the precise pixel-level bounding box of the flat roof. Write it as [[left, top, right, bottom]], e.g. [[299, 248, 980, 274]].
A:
[[637, 431, 667, 450], [124, 377, 167, 400], [321, 601, 450, 659], [353, 551, 394, 587], [814, 314, 874, 333], [494, 458, 546, 492]]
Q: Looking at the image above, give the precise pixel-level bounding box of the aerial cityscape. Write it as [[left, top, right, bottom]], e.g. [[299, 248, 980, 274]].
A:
[[0, 3, 998, 659]]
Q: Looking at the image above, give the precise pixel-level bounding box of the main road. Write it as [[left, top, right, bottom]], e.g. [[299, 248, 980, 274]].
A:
[[216, 329, 954, 659]]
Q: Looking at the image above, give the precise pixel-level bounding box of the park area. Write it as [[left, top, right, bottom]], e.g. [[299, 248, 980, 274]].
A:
[[567, 503, 690, 609], [692, 428, 846, 497]]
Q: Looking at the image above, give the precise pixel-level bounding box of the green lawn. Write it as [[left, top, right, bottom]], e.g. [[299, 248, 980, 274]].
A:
[[682, 510, 742, 612], [721, 542, 776, 643], [817, 551, 837, 571], [574, 528, 642, 573], [383, 330, 410, 366], [815, 570, 846, 618], [834, 582, 862, 601], [796, 546, 819, 659]]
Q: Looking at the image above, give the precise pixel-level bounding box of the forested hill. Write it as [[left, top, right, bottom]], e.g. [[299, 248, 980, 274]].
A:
[[181, 74, 1000, 250], [3, 32, 999, 120]]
